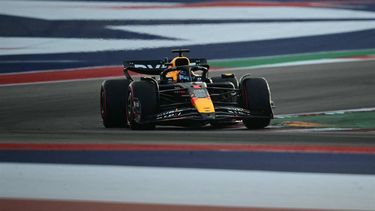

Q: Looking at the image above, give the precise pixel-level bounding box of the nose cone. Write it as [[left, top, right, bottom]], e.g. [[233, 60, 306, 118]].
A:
[[191, 97, 215, 113]]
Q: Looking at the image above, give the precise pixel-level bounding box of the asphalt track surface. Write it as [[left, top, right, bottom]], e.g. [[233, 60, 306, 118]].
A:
[[0, 60, 374, 145]]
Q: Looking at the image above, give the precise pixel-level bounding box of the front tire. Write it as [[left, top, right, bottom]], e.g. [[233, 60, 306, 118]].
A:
[[100, 79, 131, 128], [240, 78, 273, 129], [127, 81, 158, 130]]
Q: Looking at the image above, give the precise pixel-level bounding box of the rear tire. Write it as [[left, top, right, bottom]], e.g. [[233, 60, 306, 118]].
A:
[[127, 81, 158, 130], [100, 79, 131, 128], [240, 78, 273, 129]]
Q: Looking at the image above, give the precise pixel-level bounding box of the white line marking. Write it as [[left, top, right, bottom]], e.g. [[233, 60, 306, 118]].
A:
[[1, 163, 375, 210], [276, 107, 375, 119]]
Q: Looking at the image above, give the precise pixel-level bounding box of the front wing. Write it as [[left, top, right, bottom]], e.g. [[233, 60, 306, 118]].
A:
[[141, 106, 272, 124]]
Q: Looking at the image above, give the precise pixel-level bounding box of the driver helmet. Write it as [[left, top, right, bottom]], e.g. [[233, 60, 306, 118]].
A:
[[166, 57, 191, 82]]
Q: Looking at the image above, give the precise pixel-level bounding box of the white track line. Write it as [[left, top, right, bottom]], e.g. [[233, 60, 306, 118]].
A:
[[1, 163, 375, 210], [276, 107, 375, 119]]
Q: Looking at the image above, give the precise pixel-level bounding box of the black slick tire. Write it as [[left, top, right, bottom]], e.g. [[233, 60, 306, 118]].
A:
[[240, 78, 273, 129], [100, 79, 130, 128], [127, 81, 157, 130]]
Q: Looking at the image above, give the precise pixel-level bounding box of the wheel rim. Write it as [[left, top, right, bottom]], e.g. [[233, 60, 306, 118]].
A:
[[100, 88, 106, 119], [127, 92, 133, 126]]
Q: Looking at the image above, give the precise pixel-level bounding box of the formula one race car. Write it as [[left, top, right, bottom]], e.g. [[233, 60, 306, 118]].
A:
[[100, 49, 273, 130]]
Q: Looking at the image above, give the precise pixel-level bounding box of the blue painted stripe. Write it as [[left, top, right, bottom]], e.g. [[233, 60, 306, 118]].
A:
[[1, 150, 375, 175]]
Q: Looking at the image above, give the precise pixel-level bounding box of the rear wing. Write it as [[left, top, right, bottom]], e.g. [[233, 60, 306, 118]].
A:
[[123, 58, 209, 80], [124, 60, 166, 75]]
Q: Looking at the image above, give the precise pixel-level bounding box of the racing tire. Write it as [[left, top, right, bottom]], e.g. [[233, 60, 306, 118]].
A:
[[240, 78, 273, 129], [211, 75, 239, 88], [127, 81, 157, 130], [100, 79, 131, 128]]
